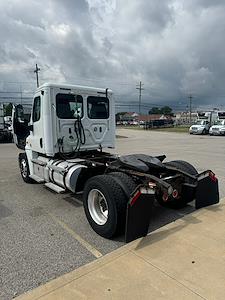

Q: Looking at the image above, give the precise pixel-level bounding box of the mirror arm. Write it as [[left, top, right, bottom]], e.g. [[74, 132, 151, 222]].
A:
[[28, 124, 33, 131]]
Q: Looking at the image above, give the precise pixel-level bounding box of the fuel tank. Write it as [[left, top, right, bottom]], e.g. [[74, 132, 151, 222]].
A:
[[48, 159, 87, 192]]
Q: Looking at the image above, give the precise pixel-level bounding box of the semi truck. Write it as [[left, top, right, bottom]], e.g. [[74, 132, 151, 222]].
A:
[[189, 111, 218, 135], [12, 83, 219, 242], [209, 111, 225, 136]]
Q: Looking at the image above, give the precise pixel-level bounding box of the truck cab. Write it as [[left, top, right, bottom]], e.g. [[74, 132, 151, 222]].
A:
[[12, 82, 115, 191], [189, 111, 217, 135], [209, 112, 225, 135], [13, 83, 115, 154], [189, 119, 210, 135]]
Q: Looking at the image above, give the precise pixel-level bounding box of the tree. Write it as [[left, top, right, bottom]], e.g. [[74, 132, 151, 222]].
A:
[[148, 107, 161, 114], [160, 106, 173, 115], [4, 103, 13, 116], [149, 106, 173, 115]]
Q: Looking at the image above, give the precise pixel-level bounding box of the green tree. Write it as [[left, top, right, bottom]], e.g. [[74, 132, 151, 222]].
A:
[[160, 106, 173, 115], [149, 106, 173, 115], [148, 107, 161, 114]]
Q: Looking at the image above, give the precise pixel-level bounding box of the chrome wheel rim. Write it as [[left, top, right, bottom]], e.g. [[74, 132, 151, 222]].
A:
[[21, 159, 28, 178], [88, 189, 108, 225]]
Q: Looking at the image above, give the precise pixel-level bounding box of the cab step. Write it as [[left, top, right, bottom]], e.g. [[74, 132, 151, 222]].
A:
[[45, 182, 66, 193], [31, 159, 47, 166], [29, 174, 45, 183]]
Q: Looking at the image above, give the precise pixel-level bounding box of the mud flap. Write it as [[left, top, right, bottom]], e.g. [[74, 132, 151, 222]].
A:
[[125, 188, 155, 243], [195, 172, 219, 209]]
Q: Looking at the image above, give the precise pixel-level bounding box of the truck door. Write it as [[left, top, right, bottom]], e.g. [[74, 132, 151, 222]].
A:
[[28, 93, 44, 153], [12, 104, 30, 150]]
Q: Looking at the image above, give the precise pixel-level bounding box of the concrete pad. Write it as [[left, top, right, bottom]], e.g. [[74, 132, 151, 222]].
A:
[[135, 236, 225, 300], [17, 247, 203, 300], [16, 200, 225, 300]]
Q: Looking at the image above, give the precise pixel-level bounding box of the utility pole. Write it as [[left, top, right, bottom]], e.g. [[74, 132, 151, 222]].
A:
[[34, 64, 40, 88], [188, 94, 193, 125], [136, 81, 144, 115], [20, 84, 22, 105]]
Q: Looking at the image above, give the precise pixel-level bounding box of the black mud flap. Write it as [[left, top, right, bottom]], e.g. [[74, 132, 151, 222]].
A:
[[195, 172, 219, 209], [125, 189, 155, 243]]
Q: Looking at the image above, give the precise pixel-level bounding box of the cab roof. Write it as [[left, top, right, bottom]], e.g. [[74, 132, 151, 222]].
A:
[[37, 83, 112, 94]]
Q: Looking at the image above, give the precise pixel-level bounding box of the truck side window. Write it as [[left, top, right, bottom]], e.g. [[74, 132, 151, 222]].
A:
[[32, 96, 41, 122], [56, 94, 83, 119], [87, 96, 109, 119]]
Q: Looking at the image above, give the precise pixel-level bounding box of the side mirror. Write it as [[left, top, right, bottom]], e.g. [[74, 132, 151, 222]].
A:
[[28, 125, 33, 131]]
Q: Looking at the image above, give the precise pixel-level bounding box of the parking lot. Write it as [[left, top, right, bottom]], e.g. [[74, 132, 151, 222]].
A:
[[1, 129, 225, 300]]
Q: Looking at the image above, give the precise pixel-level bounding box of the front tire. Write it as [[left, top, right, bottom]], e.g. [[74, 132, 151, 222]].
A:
[[18, 153, 34, 183], [83, 175, 130, 238]]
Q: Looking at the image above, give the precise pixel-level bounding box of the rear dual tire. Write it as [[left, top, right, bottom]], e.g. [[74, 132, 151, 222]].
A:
[[83, 173, 136, 239]]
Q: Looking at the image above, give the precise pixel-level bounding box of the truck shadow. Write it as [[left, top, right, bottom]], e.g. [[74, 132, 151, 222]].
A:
[[135, 202, 222, 250], [114, 201, 197, 243], [61, 193, 205, 246], [148, 201, 195, 233], [63, 194, 83, 207]]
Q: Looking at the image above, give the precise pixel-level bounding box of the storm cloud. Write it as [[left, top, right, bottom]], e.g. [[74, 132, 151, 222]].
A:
[[0, 0, 225, 110]]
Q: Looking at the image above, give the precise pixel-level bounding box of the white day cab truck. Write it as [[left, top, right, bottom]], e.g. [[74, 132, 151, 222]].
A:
[[12, 83, 219, 242], [209, 111, 225, 136], [189, 111, 218, 135]]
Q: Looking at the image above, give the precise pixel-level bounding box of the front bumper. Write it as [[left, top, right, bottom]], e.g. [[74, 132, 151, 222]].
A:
[[209, 130, 225, 136], [189, 128, 204, 134]]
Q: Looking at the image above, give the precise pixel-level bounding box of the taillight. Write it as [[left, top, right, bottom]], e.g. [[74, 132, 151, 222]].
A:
[[172, 189, 179, 198], [209, 171, 217, 182], [130, 191, 141, 206], [162, 192, 169, 202]]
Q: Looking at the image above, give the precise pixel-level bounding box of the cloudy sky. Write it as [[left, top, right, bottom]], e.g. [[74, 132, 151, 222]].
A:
[[0, 0, 225, 111]]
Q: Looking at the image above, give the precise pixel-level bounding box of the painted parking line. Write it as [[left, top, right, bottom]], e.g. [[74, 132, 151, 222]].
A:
[[48, 213, 103, 258]]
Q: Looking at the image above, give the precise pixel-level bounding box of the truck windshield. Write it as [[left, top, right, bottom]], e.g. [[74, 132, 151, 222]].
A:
[[195, 120, 205, 125], [56, 93, 83, 119], [215, 120, 225, 125]]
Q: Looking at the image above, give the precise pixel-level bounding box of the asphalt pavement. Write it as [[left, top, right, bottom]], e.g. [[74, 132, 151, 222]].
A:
[[0, 129, 224, 299]]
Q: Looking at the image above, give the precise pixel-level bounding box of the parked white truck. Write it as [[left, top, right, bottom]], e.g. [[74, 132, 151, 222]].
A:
[[189, 111, 218, 135], [12, 83, 219, 242], [209, 111, 225, 136]]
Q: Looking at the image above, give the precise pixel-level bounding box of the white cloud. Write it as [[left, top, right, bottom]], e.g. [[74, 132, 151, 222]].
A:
[[0, 0, 225, 109]]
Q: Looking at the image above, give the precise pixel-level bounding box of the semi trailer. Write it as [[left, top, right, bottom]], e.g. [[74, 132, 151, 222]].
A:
[[12, 83, 219, 242]]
